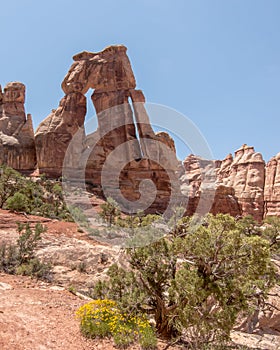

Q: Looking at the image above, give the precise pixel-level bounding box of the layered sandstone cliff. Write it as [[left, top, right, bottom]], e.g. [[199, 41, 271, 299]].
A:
[[0, 82, 36, 171]]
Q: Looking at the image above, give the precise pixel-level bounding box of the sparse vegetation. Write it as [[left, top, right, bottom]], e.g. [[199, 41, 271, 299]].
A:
[[0, 165, 75, 221], [0, 165, 24, 208], [77, 261, 87, 273], [0, 223, 52, 281]]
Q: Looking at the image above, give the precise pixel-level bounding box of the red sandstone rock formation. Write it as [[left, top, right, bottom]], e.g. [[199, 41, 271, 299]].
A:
[[1, 47, 278, 220], [35, 45, 181, 214], [217, 145, 265, 221], [33, 40, 280, 219], [181, 145, 266, 221], [0, 82, 36, 171], [181, 154, 241, 217]]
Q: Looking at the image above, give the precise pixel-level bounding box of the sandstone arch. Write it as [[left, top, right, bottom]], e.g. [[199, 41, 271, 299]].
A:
[[35, 45, 180, 213]]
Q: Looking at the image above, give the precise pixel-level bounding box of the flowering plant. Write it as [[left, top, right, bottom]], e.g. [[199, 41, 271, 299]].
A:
[[76, 299, 156, 348]]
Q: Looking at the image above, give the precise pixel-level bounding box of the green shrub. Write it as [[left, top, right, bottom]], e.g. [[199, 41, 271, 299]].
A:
[[99, 197, 120, 226], [112, 325, 135, 348], [0, 166, 24, 208], [0, 242, 18, 274], [16, 257, 52, 280], [263, 216, 280, 254], [138, 324, 158, 349], [5, 192, 30, 212], [68, 205, 89, 226], [0, 223, 52, 281], [17, 223, 45, 263], [0, 165, 77, 221]]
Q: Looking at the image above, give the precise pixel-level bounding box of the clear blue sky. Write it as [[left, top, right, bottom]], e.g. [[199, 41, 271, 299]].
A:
[[0, 0, 279, 161]]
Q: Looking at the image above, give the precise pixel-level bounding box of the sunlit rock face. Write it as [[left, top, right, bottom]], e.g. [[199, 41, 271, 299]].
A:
[[0, 82, 36, 171]]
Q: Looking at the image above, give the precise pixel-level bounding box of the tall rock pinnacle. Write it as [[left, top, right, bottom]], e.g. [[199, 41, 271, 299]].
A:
[[0, 82, 36, 171]]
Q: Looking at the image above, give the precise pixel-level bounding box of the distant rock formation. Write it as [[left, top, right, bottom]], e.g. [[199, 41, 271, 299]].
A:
[[0, 82, 36, 171], [181, 154, 241, 218], [217, 145, 265, 221], [181, 145, 266, 221]]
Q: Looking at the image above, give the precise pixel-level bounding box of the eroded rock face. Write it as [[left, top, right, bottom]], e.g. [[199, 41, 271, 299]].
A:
[[181, 145, 266, 221], [0, 82, 36, 171], [181, 154, 241, 217]]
